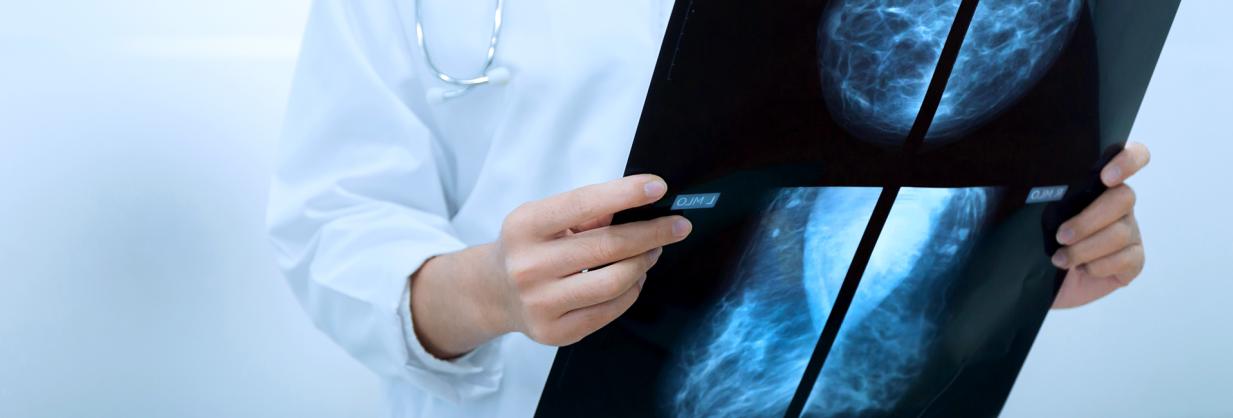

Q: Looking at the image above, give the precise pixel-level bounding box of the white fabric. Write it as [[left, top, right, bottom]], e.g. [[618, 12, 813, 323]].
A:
[[266, 0, 673, 416]]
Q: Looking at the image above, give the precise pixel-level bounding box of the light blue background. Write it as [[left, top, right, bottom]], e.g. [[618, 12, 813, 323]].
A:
[[0, 1, 1228, 417]]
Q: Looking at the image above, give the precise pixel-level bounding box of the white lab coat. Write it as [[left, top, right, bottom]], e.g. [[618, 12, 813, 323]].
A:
[[266, 0, 673, 416]]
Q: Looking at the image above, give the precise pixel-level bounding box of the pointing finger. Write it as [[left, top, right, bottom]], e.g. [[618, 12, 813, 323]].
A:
[[517, 174, 667, 238], [547, 215, 690, 275]]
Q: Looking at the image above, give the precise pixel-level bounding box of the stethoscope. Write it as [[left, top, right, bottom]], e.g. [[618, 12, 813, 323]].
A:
[[416, 0, 512, 104]]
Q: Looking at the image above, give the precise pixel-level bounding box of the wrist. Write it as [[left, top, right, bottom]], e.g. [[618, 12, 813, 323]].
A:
[[466, 242, 519, 339], [410, 244, 510, 359]]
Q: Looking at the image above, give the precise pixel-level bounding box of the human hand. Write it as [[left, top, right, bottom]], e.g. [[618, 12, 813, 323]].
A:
[[1051, 143, 1150, 309], [411, 175, 691, 358], [488, 174, 691, 345]]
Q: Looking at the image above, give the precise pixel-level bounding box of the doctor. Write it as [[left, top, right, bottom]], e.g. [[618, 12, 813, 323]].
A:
[[266, 1, 1151, 417]]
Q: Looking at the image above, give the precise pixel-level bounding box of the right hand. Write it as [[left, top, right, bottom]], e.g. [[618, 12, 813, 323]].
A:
[[410, 174, 692, 358], [489, 174, 692, 346]]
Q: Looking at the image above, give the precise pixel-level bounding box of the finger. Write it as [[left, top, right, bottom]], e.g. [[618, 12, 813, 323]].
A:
[[1079, 243, 1146, 286], [570, 214, 614, 234], [517, 174, 667, 238], [1056, 185, 1136, 245], [1101, 142, 1151, 187], [1053, 271, 1124, 309], [553, 278, 644, 345], [1051, 215, 1138, 269], [547, 215, 690, 274], [552, 248, 661, 312]]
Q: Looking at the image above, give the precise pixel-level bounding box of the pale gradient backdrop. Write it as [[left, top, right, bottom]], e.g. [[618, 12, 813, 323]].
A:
[[0, 1, 1228, 417]]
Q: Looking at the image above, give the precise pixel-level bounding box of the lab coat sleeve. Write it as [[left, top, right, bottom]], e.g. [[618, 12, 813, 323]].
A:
[[266, 0, 502, 403]]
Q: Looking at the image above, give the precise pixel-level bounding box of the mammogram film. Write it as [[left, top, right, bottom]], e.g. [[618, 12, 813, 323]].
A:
[[533, 0, 1177, 415]]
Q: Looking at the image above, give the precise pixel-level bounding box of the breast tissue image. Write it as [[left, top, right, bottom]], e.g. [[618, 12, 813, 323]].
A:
[[818, 0, 1082, 145], [668, 187, 996, 417]]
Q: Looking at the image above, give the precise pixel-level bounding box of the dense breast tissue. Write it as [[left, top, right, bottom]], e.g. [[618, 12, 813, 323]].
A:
[[667, 187, 992, 417], [818, 0, 1082, 145]]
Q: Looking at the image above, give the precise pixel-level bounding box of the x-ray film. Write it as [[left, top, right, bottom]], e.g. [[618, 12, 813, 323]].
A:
[[536, 1, 1179, 417]]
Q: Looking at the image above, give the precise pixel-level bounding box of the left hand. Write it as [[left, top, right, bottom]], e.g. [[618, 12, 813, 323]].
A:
[[1051, 142, 1150, 309]]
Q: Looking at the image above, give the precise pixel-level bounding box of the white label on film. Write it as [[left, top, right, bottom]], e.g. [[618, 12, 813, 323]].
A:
[[671, 193, 721, 210], [1026, 185, 1069, 204]]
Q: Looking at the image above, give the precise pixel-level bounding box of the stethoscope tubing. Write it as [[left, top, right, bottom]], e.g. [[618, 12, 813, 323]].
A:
[[415, 0, 506, 89]]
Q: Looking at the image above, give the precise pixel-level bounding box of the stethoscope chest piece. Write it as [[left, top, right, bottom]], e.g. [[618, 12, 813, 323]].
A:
[[425, 66, 511, 104]]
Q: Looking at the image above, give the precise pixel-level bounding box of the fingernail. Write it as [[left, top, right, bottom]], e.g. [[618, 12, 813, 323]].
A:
[[672, 218, 692, 238], [1051, 252, 1069, 268], [649, 247, 664, 262], [1057, 227, 1075, 244], [644, 180, 667, 198], [1102, 167, 1121, 185]]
